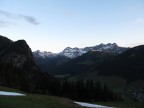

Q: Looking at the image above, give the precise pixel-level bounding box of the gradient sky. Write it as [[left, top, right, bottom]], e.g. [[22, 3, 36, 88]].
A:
[[0, 0, 144, 53]]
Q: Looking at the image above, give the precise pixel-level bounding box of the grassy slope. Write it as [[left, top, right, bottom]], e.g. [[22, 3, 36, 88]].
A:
[[1, 86, 144, 108], [0, 95, 82, 108], [0, 86, 82, 108]]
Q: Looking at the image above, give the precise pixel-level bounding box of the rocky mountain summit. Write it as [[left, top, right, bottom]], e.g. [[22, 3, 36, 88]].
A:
[[33, 43, 128, 59]]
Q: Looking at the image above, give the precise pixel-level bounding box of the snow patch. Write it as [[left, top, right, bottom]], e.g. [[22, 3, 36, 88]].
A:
[[0, 91, 25, 96], [74, 101, 115, 108]]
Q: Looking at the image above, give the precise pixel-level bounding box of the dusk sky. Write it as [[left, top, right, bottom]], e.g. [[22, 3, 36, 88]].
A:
[[0, 0, 144, 53]]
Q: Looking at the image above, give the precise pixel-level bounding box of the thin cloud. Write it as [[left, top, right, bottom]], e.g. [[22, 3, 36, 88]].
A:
[[0, 10, 39, 25], [18, 15, 39, 25], [0, 20, 15, 28], [0, 20, 10, 27], [0, 20, 7, 27], [0, 10, 11, 17], [133, 18, 144, 24]]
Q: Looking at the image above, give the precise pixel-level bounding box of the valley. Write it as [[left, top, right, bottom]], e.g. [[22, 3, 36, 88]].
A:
[[0, 35, 144, 108], [33, 40, 144, 102], [1, 1, 144, 107]]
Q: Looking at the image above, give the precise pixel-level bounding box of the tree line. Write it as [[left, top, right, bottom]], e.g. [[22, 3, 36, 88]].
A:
[[38, 75, 121, 102], [0, 63, 121, 102]]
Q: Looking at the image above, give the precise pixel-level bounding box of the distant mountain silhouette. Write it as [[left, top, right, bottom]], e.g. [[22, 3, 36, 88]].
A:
[[98, 45, 144, 82], [45, 44, 144, 83], [33, 43, 128, 72]]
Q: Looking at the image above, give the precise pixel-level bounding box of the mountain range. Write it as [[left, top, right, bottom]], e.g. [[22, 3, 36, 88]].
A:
[[33, 43, 128, 59], [33, 43, 129, 72]]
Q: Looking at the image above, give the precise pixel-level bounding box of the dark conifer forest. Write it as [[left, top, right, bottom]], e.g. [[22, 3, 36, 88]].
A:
[[0, 62, 120, 102]]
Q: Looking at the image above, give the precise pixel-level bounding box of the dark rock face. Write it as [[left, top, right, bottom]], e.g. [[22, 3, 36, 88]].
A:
[[0, 35, 13, 47], [0, 35, 41, 92], [0, 36, 39, 71]]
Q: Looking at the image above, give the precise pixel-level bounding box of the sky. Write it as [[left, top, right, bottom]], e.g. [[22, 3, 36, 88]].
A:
[[0, 0, 144, 53]]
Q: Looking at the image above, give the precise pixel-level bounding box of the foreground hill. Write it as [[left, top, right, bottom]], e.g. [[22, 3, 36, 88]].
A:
[[0, 86, 144, 108], [0, 95, 81, 108], [0, 86, 81, 108]]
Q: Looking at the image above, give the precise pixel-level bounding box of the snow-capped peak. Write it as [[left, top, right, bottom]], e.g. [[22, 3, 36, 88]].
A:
[[33, 43, 128, 59], [33, 50, 57, 58], [97, 43, 118, 51], [59, 47, 87, 58]]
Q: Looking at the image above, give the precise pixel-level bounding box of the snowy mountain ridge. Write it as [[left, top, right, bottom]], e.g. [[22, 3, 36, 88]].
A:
[[59, 47, 87, 58], [33, 43, 129, 59], [33, 50, 58, 58]]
